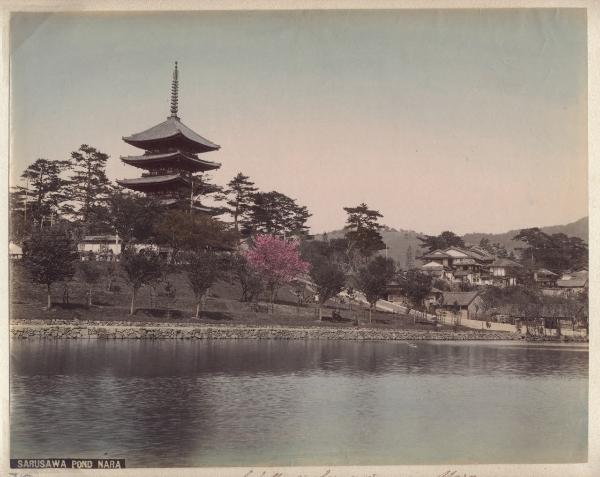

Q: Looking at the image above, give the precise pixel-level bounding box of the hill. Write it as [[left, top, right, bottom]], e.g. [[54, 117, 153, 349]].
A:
[[319, 217, 588, 269], [462, 216, 588, 252]]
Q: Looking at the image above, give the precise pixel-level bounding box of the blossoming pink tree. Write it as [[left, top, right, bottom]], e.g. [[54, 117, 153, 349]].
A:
[[245, 234, 310, 313]]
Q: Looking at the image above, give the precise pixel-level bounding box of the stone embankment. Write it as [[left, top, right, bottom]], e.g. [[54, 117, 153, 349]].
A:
[[10, 320, 523, 341]]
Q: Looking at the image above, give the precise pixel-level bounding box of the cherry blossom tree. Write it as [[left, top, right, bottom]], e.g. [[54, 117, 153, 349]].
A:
[[245, 234, 310, 313]]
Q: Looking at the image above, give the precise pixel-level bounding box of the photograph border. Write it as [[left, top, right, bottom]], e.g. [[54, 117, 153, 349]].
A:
[[1, 1, 597, 476]]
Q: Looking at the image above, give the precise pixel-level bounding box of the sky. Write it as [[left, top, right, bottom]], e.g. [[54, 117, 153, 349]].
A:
[[10, 9, 588, 235]]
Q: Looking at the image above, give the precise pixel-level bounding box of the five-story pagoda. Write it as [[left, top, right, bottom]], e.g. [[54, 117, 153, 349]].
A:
[[117, 62, 221, 212]]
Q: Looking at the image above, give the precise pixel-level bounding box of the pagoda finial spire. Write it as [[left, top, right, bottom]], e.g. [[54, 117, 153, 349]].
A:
[[170, 61, 179, 118]]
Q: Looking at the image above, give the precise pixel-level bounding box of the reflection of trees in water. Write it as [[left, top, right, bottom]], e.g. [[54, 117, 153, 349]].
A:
[[11, 339, 588, 466], [11, 339, 588, 382]]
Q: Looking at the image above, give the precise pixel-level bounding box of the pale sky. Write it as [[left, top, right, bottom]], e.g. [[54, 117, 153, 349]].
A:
[[10, 9, 587, 235]]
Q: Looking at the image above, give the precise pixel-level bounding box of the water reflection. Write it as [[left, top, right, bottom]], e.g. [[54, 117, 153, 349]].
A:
[[11, 339, 588, 379], [10, 339, 588, 466]]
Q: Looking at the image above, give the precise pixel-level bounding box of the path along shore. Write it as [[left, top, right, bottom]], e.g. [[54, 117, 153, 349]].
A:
[[9, 320, 553, 341]]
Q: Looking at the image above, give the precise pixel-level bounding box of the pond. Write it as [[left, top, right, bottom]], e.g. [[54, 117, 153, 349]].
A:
[[10, 339, 588, 467]]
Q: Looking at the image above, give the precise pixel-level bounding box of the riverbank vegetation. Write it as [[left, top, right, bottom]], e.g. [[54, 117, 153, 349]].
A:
[[10, 144, 588, 339]]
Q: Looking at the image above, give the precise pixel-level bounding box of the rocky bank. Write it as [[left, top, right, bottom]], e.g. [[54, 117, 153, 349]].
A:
[[10, 320, 524, 341]]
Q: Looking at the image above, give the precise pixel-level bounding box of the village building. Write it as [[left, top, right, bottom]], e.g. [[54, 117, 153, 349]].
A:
[[487, 257, 523, 287], [556, 277, 588, 296], [560, 269, 589, 281], [9, 241, 23, 260], [117, 62, 221, 213], [533, 268, 559, 288], [420, 261, 449, 279], [418, 246, 496, 286], [78, 235, 121, 260], [538, 269, 589, 297], [437, 291, 484, 321]]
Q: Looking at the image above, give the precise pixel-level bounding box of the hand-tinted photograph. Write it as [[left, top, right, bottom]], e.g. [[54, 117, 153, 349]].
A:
[[8, 8, 588, 472]]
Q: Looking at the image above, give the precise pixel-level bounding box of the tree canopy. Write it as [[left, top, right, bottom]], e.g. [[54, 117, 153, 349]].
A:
[[220, 172, 257, 231], [184, 250, 225, 318], [242, 191, 311, 238], [310, 260, 346, 320], [245, 234, 310, 310], [397, 270, 433, 308], [355, 256, 395, 321], [120, 248, 164, 315], [22, 227, 79, 308], [153, 211, 239, 259], [343, 203, 386, 258], [109, 191, 162, 250], [418, 231, 465, 253], [64, 144, 113, 231], [15, 158, 71, 228], [513, 228, 588, 272]]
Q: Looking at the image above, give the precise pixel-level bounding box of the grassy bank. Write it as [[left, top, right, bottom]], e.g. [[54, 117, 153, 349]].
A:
[[10, 261, 485, 333]]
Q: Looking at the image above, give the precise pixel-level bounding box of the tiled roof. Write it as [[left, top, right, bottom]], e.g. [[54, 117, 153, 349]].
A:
[[536, 268, 558, 276], [570, 270, 589, 279], [455, 258, 478, 265], [420, 249, 451, 259], [490, 258, 523, 268], [121, 150, 221, 171], [444, 247, 470, 258], [557, 279, 588, 288], [441, 291, 480, 307], [123, 117, 220, 153], [467, 246, 495, 259], [117, 174, 190, 185], [422, 261, 444, 269]]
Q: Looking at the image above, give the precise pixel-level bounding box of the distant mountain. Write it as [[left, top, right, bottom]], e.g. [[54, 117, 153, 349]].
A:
[[462, 216, 588, 251], [318, 217, 588, 269], [317, 226, 430, 268]]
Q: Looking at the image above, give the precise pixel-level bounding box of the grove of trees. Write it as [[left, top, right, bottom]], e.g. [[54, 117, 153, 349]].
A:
[[11, 145, 587, 328]]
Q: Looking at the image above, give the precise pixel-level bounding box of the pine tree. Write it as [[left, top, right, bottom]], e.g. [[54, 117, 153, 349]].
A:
[[65, 144, 113, 231], [242, 191, 311, 238], [343, 203, 385, 258], [221, 173, 257, 231], [418, 231, 464, 252], [15, 158, 71, 228]]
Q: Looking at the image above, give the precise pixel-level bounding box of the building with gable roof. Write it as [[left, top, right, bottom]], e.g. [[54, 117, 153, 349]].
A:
[[418, 245, 524, 287], [437, 290, 484, 321]]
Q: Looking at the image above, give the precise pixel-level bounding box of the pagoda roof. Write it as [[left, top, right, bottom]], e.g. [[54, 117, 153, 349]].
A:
[[121, 150, 221, 172], [123, 116, 220, 154], [157, 197, 221, 215], [116, 174, 192, 192]]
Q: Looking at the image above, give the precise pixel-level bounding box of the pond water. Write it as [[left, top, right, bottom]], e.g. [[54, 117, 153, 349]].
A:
[[10, 339, 588, 467]]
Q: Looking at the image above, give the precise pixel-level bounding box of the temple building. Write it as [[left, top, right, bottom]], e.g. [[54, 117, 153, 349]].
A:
[[117, 62, 221, 212]]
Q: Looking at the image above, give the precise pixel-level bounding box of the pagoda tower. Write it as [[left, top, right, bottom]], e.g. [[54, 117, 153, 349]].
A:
[[117, 62, 221, 212]]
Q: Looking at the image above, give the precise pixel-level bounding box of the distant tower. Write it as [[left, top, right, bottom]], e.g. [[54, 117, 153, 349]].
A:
[[117, 62, 221, 212]]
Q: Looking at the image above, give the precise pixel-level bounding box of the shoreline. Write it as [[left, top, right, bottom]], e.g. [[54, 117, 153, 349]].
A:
[[9, 320, 587, 342]]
